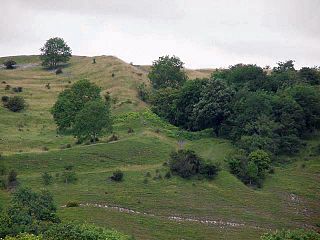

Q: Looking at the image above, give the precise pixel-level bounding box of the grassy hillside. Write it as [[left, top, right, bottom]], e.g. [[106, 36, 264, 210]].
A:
[[0, 56, 319, 240], [0, 55, 212, 154]]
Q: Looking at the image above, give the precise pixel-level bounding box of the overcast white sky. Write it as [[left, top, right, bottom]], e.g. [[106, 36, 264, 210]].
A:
[[0, 0, 319, 68]]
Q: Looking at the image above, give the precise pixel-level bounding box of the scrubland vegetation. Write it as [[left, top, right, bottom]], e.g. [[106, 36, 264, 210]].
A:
[[0, 38, 319, 239]]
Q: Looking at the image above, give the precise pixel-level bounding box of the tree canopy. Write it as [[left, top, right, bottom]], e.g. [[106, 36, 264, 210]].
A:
[[40, 37, 72, 69], [147, 56, 320, 186], [51, 79, 112, 142], [73, 100, 111, 143], [148, 55, 188, 89]]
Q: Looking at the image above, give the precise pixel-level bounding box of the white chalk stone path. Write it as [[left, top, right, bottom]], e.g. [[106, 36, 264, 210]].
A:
[[63, 202, 266, 230]]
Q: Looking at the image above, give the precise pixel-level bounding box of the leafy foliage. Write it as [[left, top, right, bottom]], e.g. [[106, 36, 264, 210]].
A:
[[227, 150, 271, 186], [137, 83, 150, 101], [260, 229, 320, 240], [51, 79, 103, 134], [41, 172, 53, 186], [40, 37, 72, 69], [4, 96, 26, 112], [299, 67, 320, 85], [3, 233, 42, 240], [148, 55, 188, 89], [110, 170, 124, 182], [192, 79, 234, 135], [73, 100, 111, 143], [0, 188, 59, 238], [169, 150, 219, 179]]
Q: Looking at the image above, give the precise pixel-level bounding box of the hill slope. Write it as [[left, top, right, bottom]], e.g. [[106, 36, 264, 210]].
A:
[[0, 55, 212, 154], [0, 56, 319, 240]]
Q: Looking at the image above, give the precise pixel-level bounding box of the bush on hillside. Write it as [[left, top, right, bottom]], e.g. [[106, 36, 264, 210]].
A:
[[108, 133, 119, 142], [137, 83, 150, 102], [3, 59, 17, 69], [260, 229, 320, 240], [55, 68, 63, 75], [5, 96, 26, 112], [61, 170, 77, 184], [7, 169, 17, 184], [0, 164, 6, 176], [41, 172, 53, 185], [227, 150, 271, 187], [168, 149, 220, 179], [169, 150, 202, 178], [1, 96, 9, 102], [110, 170, 123, 182], [199, 163, 220, 179], [12, 87, 23, 93]]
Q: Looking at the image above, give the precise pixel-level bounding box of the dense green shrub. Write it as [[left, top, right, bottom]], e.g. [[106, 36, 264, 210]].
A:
[[110, 170, 123, 182], [227, 150, 271, 186], [108, 134, 119, 142], [0, 164, 6, 176], [260, 229, 320, 240], [169, 149, 219, 179], [61, 170, 77, 184], [41, 172, 53, 185], [1, 96, 9, 102], [3, 59, 17, 69], [0, 188, 59, 238], [169, 150, 202, 178], [199, 163, 220, 179], [7, 170, 17, 184], [12, 87, 23, 93], [5, 96, 26, 112], [299, 67, 320, 85]]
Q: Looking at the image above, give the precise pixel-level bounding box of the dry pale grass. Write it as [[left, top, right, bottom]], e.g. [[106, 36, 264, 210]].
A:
[[0, 55, 214, 153]]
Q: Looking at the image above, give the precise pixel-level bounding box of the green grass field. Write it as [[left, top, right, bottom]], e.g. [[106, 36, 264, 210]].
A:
[[0, 56, 319, 240]]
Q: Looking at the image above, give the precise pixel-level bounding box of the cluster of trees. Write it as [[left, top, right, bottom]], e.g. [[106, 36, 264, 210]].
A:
[[147, 56, 320, 186], [51, 79, 112, 143], [0, 188, 131, 240]]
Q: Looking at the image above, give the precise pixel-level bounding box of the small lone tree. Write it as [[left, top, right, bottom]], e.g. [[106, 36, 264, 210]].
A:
[[148, 55, 188, 89], [40, 37, 72, 69]]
